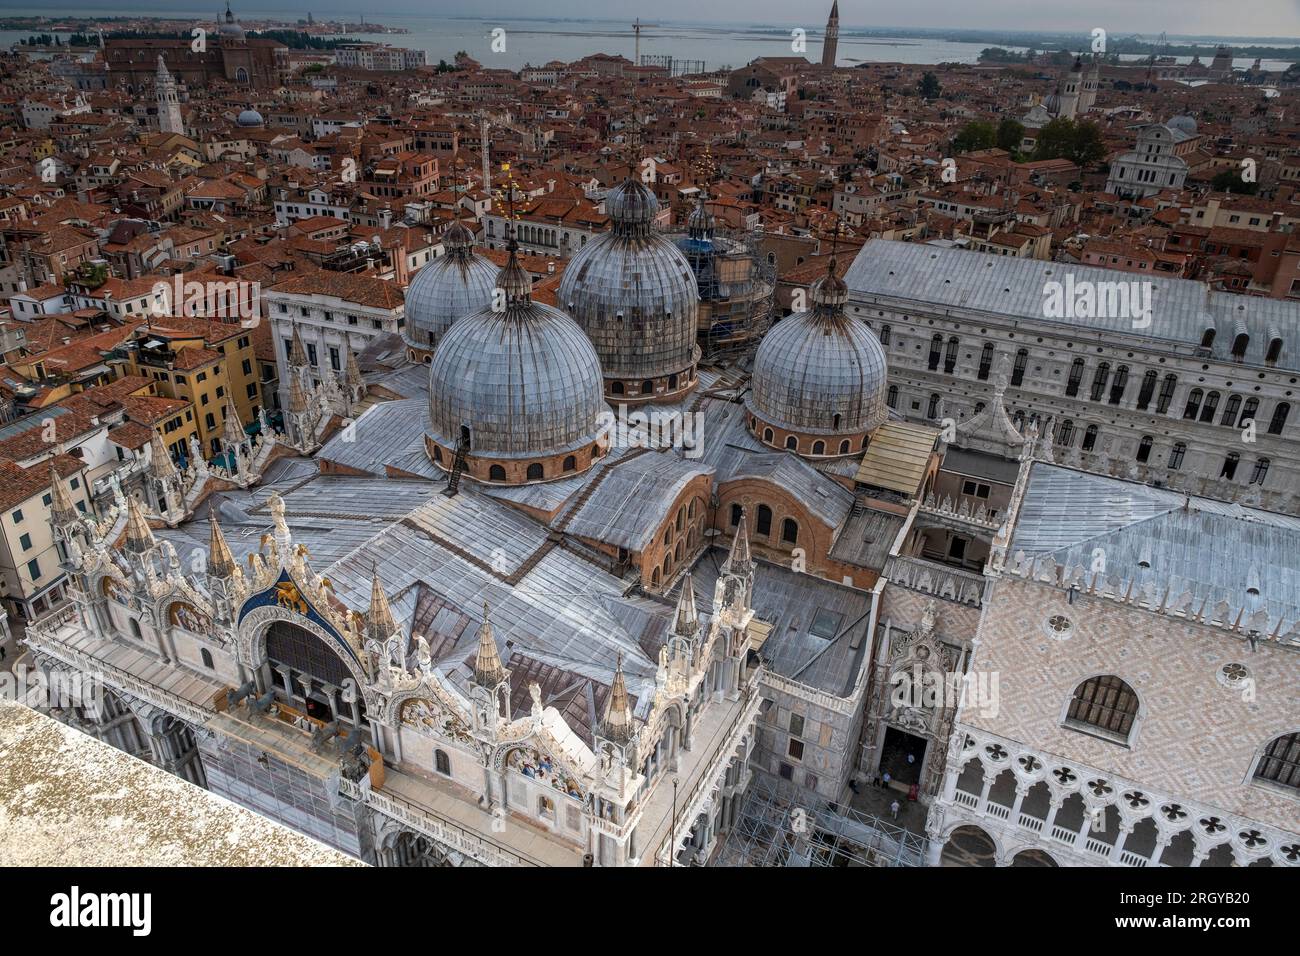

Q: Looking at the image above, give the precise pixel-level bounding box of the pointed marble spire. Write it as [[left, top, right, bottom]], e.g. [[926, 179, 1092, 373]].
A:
[[288, 373, 308, 414], [288, 323, 308, 368], [366, 564, 398, 641], [48, 462, 79, 527], [344, 341, 363, 390], [222, 394, 245, 447], [723, 513, 753, 574], [473, 599, 507, 687], [673, 572, 699, 638], [208, 507, 236, 578], [149, 430, 178, 481], [601, 654, 634, 744], [123, 495, 156, 554]]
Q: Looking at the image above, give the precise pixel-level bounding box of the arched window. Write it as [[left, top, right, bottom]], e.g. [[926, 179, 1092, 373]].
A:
[[562, 455, 576, 472], [879, 324, 891, 345], [526, 462, 544, 480], [611, 380, 625, 395], [928, 333, 943, 370], [1136, 435, 1152, 463], [1156, 374, 1177, 414], [1199, 390, 1220, 423], [839, 439, 850, 454], [1169, 442, 1186, 470], [1221, 452, 1240, 480], [1231, 331, 1249, 360], [1089, 362, 1110, 402], [489, 464, 507, 481], [1240, 397, 1259, 425], [784, 435, 798, 451], [1220, 394, 1242, 426], [832, 412, 841, 430], [1136, 370, 1157, 410], [763, 427, 774, 443], [668, 373, 678, 390], [1249, 457, 1270, 486], [1268, 403, 1290, 435], [1254, 733, 1300, 792], [781, 518, 798, 545], [978, 343, 994, 381], [1066, 357, 1085, 397], [887, 385, 898, 409], [730, 503, 743, 527], [201, 648, 214, 669], [1108, 365, 1128, 405], [1201, 327, 1216, 348], [433, 445, 443, 463], [927, 393, 940, 419], [944, 336, 959, 374], [812, 440, 825, 455], [756, 505, 773, 537], [1081, 424, 1098, 452], [1065, 675, 1139, 743], [641, 379, 654, 394], [1057, 419, 1074, 447], [1011, 348, 1028, 387], [1183, 388, 1203, 420], [435, 749, 451, 776]]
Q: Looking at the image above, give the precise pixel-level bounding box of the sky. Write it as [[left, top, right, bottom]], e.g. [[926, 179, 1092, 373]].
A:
[[1, 0, 1298, 40]]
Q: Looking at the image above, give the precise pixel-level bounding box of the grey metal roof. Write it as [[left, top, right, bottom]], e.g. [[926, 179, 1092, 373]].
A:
[[829, 508, 906, 570], [844, 239, 1300, 371], [552, 450, 714, 551], [940, 446, 1022, 485], [316, 398, 431, 477], [1011, 463, 1300, 629], [725, 452, 855, 528]]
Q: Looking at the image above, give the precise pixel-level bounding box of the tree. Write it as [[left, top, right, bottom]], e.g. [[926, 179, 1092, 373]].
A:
[[1032, 118, 1105, 168], [952, 121, 996, 153], [1211, 169, 1259, 195], [918, 72, 942, 100], [996, 118, 1026, 154]]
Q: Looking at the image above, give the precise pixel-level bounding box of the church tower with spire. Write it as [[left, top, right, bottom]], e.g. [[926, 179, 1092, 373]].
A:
[[821, 1, 840, 68], [155, 55, 184, 135]]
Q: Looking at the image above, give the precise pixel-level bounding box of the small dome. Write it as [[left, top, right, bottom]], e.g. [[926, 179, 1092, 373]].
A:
[[220, 3, 245, 37], [404, 224, 496, 351], [1167, 114, 1198, 135], [560, 177, 699, 389], [687, 198, 715, 240], [747, 267, 888, 437], [604, 177, 660, 234], [428, 245, 605, 460], [236, 108, 263, 127]]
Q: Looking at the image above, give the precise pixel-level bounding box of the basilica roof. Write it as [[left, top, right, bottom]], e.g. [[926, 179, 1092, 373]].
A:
[[403, 224, 497, 351]]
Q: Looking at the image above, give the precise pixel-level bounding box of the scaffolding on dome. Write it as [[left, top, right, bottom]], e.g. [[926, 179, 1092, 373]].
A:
[[659, 222, 775, 361], [713, 775, 929, 867]]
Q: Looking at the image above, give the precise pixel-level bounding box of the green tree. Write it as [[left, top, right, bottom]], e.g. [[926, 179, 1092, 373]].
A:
[[952, 121, 996, 153], [1211, 168, 1259, 195], [918, 72, 942, 100], [1032, 118, 1105, 168], [996, 117, 1026, 153]]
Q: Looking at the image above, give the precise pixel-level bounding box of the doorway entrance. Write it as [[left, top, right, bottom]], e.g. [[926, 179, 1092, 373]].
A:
[[879, 726, 927, 789]]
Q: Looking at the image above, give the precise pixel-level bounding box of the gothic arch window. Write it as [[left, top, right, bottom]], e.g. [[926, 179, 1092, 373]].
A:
[[526, 462, 544, 481], [1011, 348, 1028, 387], [1169, 442, 1186, 470], [781, 518, 798, 545], [1065, 675, 1139, 744], [1199, 390, 1220, 423], [756, 504, 773, 537], [1254, 733, 1300, 792], [236, 68, 249, 84], [562, 455, 576, 472], [784, 435, 798, 451], [1136, 435, 1153, 463], [1249, 457, 1270, 486], [1156, 374, 1177, 414], [1268, 402, 1290, 435], [201, 648, 214, 669], [1183, 388, 1203, 420], [435, 749, 451, 776], [489, 464, 507, 481], [1081, 424, 1098, 452]]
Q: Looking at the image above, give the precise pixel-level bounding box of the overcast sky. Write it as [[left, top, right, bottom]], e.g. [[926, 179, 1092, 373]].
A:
[[3, 1, 1297, 40]]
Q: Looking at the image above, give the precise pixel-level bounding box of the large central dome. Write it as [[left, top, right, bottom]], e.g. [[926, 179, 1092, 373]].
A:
[[746, 263, 889, 458], [404, 220, 497, 362], [559, 177, 700, 404], [427, 242, 607, 484]]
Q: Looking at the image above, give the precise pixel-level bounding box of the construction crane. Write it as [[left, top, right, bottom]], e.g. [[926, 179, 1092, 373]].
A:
[[632, 18, 659, 67]]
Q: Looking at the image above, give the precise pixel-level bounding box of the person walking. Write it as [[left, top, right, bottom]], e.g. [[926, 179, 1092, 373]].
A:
[[882, 771, 892, 789], [890, 799, 900, 820]]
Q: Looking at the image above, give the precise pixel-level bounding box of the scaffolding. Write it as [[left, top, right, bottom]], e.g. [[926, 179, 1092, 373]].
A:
[[714, 775, 930, 867], [639, 54, 709, 77]]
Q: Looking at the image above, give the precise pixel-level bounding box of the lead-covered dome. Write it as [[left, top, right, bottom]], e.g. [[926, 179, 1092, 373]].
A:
[[746, 262, 888, 456], [236, 108, 264, 127], [559, 177, 700, 403], [427, 242, 606, 483], [404, 221, 497, 360]]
